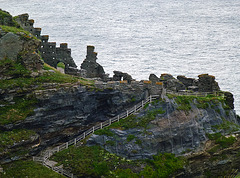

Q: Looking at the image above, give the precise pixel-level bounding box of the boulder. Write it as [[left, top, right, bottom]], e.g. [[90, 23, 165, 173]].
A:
[[0, 32, 23, 60]]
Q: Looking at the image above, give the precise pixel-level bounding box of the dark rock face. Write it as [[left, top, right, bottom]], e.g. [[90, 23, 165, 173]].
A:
[[0, 85, 145, 158], [159, 74, 185, 91], [149, 74, 160, 83], [198, 74, 220, 92], [224, 91, 234, 109], [112, 71, 133, 83], [177, 75, 198, 88], [81, 46, 106, 79], [87, 97, 239, 160]]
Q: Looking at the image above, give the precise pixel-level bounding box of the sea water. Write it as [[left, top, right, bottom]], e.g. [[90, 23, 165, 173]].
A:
[[1, 0, 239, 114]]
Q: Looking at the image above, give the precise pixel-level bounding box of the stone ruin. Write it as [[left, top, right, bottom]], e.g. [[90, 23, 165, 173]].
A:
[[14, 13, 82, 76], [81, 46, 108, 80], [112, 71, 133, 84]]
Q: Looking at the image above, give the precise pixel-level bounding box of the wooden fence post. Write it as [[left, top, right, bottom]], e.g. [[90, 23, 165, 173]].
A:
[[109, 119, 111, 125], [57, 146, 60, 152], [118, 115, 120, 122], [150, 95, 152, 103], [127, 110, 128, 117], [66, 142, 68, 149], [93, 126, 95, 133], [100, 123, 103, 129], [74, 138, 77, 146], [142, 100, 144, 108]]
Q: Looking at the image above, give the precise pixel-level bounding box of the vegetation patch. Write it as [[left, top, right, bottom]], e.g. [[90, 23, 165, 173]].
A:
[[0, 25, 38, 40], [0, 96, 37, 125], [175, 96, 193, 111], [212, 118, 240, 133], [57, 62, 65, 69], [0, 129, 35, 150], [0, 160, 64, 178], [207, 133, 237, 150], [94, 128, 115, 137], [0, 62, 94, 90], [126, 134, 136, 142], [51, 145, 185, 178]]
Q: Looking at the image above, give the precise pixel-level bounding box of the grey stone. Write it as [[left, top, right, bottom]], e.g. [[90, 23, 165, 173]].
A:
[[0, 32, 23, 60], [81, 46, 106, 79]]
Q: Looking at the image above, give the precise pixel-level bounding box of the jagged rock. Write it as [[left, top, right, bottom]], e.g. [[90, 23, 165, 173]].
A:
[[224, 91, 234, 109], [81, 46, 105, 79], [165, 78, 186, 91], [112, 71, 133, 83], [87, 97, 239, 160], [160, 73, 175, 80], [149, 74, 160, 83], [198, 74, 220, 92], [177, 75, 198, 88]]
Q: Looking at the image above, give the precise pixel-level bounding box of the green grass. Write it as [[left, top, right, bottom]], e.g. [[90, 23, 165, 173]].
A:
[[212, 118, 240, 133], [0, 11, 19, 27], [0, 25, 38, 40], [57, 62, 65, 69], [0, 62, 94, 90], [0, 160, 64, 178], [207, 133, 237, 150], [51, 145, 185, 178], [140, 153, 185, 178], [0, 96, 37, 125], [0, 129, 36, 152], [94, 128, 115, 137], [126, 134, 136, 142], [175, 96, 193, 111]]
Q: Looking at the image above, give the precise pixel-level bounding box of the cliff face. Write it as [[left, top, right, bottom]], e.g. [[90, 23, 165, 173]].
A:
[[87, 95, 240, 160]]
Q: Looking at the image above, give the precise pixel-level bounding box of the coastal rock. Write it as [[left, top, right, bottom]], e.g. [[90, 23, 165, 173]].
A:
[[198, 74, 220, 92], [177, 75, 198, 88], [87, 97, 240, 160], [149, 74, 160, 83], [112, 71, 133, 83]]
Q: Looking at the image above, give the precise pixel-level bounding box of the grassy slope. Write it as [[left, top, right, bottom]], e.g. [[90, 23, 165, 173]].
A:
[[0, 160, 64, 178], [51, 145, 185, 178]]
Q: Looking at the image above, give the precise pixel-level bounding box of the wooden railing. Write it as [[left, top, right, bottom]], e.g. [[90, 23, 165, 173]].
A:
[[166, 90, 223, 97], [33, 95, 159, 177]]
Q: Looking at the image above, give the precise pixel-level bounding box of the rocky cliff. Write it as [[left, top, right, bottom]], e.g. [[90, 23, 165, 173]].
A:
[[87, 94, 240, 159]]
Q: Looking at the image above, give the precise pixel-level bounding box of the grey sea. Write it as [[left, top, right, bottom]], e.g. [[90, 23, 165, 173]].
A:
[[1, 0, 239, 114]]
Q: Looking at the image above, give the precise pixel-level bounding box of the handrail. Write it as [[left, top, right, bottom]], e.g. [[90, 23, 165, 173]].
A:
[[33, 95, 159, 177]]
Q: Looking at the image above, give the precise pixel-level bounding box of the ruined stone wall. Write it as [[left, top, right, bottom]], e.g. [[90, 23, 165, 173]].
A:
[[15, 14, 77, 69]]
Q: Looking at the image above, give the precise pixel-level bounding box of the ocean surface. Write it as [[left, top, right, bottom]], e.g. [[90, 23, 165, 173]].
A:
[[1, 0, 239, 114]]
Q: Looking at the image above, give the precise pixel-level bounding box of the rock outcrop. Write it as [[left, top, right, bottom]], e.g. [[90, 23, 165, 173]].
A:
[[87, 95, 240, 160], [112, 71, 133, 83], [198, 74, 220, 92], [0, 28, 43, 71]]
